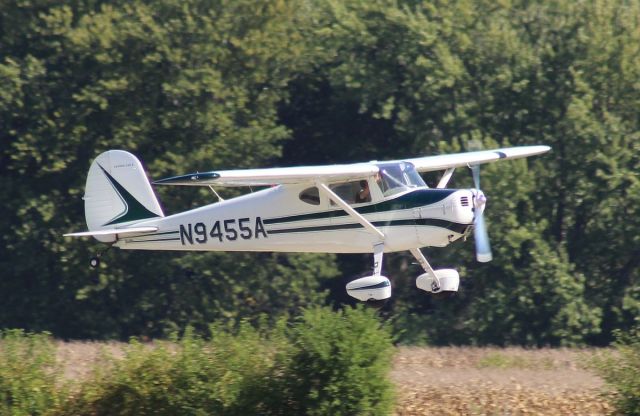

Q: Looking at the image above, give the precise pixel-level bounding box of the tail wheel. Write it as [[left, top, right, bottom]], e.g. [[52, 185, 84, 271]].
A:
[[90, 257, 100, 268]]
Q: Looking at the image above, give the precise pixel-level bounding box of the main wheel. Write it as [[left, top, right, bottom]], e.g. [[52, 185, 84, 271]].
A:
[[90, 257, 100, 268]]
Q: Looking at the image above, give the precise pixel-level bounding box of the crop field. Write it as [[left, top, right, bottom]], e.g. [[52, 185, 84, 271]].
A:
[[391, 347, 611, 415], [53, 342, 611, 415]]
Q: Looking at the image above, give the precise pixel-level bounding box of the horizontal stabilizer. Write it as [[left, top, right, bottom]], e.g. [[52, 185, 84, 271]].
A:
[[64, 226, 158, 238]]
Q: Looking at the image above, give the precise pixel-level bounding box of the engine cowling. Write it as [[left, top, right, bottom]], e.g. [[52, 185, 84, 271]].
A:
[[416, 269, 459, 293], [346, 275, 391, 302]]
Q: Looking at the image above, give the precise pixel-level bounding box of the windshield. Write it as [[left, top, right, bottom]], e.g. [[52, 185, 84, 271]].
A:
[[375, 162, 426, 196]]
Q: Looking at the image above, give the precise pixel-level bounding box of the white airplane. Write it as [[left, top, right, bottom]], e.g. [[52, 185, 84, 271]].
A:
[[65, 145, 550, 304]]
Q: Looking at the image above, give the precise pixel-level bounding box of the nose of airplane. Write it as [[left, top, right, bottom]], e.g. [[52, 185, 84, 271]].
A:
[[474, 190, 487, 216]]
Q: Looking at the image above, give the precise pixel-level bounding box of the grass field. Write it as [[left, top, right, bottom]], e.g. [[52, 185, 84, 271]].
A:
[[53, 342, 612, 415]]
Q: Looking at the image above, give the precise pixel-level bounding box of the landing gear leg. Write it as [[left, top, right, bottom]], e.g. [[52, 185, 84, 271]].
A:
[[366, 242, 388, 308], [372, 242, 384, 277], [410, 248, 460, 295], [345, 242, 391, 305], [409, 248, 441, 292]]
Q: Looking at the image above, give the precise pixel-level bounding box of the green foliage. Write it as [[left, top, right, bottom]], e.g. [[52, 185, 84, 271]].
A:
[[477, 351, 554, 370], [284, 0, 639, 346], [68, 325, 282, 416], [284, 306, 395, 416], [1, 0, 640, 347], [477, 352, 529, 370], [0, 0, 338, 339], [55, 308, 394, 415], [590, 327, 640, 415], [451, 147, 601, 346], [0, 330, 64, 416]]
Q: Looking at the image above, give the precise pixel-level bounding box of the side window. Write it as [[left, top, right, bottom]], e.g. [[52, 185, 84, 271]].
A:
[[299, 187, 320, 205], [329, 180, 371, 205]]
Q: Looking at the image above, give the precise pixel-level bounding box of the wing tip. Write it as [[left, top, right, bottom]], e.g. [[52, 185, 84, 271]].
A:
[[525, 144, 551, 153]]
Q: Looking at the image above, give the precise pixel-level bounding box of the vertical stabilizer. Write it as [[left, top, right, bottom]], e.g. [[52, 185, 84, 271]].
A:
[[84, 150, 163, 242]]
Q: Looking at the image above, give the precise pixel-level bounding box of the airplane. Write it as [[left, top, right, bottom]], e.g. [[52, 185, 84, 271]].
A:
[[65, 145, 550, 304]]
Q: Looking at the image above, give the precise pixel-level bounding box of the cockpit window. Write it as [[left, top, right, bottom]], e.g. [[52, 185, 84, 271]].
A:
[[329, 180, 371, 205], [299, 187, 320, 205], [376, 162, 426, 196]]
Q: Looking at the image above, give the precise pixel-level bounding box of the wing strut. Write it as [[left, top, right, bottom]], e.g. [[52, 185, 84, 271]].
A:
[[316, 182, 385, 241], [208, 185, 225, 202], [436, 168, 455, 188]]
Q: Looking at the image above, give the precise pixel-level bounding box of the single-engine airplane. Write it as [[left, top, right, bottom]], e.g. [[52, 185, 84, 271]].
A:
[[65, 145, 550, 303]]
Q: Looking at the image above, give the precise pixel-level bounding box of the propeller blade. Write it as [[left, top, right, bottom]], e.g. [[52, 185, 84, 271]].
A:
[[469, 146, 492, 261], [471, 162, 492, 262], [474, 211, 492, 262], [471, 164, 480, 190]]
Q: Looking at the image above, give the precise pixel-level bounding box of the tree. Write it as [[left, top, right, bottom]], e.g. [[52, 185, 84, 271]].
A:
[[2, 0, 638, 346], [280, 0, 639, 345], [0, 0, 338, 339]]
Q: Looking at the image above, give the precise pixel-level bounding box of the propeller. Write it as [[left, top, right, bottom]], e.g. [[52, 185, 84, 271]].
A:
[[471, 164, 493, 262]]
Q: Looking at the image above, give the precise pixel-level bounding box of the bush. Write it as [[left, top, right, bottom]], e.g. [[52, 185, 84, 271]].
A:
[[67, 324, 282, 416], [283, 306, 395, 416], [0, 329, 64, 416], [3, 307, 396, 415], [590, 327, 640, 415]]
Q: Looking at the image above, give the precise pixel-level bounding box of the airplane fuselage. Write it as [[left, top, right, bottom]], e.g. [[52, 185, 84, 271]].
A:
[[116, 186, 476, 254], [66, 146, 551, 298]]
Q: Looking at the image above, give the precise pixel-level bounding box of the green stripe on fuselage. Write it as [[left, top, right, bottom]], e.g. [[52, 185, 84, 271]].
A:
[[267, 218, 469, 235], [264, 188, 456, 225], [126, 237, 181, 243]]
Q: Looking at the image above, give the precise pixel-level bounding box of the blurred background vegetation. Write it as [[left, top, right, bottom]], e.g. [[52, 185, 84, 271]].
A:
[[1, 0, 639, 346]]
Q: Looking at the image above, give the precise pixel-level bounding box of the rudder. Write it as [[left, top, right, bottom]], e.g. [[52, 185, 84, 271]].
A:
[[84, 150, 163, 241]]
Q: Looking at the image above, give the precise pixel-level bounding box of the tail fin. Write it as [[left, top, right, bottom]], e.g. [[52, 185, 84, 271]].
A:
[[83, 150, 163, 241]]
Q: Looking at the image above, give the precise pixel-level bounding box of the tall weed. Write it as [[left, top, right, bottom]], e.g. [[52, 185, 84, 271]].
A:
[[0, 329, 63, 416], [590, 327, 640, 415]]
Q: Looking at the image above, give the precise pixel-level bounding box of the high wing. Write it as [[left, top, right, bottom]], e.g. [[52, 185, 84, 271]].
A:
[[153, 145, 550, 187], [400, 145, 551, 173], [153, 163, 379, 187]]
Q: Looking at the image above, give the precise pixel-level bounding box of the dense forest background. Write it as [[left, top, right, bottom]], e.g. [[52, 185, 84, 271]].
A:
[[1, 0, 638, 346]]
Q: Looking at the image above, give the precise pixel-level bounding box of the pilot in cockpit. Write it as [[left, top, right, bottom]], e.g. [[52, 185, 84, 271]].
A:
[[355, 180, 370, 203]]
